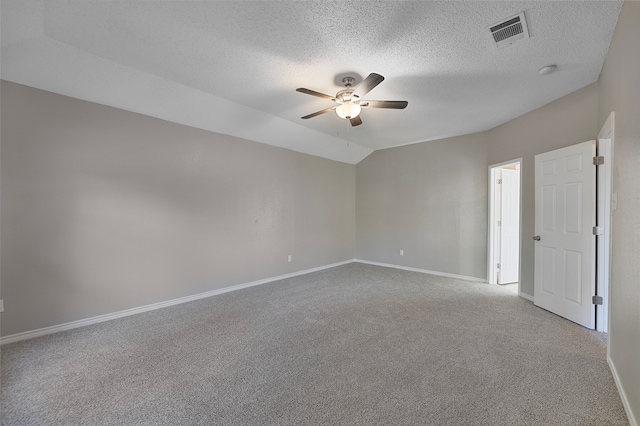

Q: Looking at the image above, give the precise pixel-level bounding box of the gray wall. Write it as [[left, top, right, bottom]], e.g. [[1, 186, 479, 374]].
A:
[[1, 81, 355, 336], [354, 86, 598, 289], [598, 1, 640, 421], [488, 84, 599, 297], [356, 133, 489, 279]]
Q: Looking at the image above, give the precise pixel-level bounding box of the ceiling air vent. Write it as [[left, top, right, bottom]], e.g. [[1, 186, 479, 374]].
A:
[[490, 12, 529, 48]]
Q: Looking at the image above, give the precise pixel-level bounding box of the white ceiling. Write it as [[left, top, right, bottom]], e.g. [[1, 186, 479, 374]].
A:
[[1, 1, 623, 164]]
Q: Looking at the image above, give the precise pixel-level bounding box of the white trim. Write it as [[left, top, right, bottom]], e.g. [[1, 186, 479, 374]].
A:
[[488, 166, 499, 284], [355, 259, 486, 282], [0, 259, 355, 345], [597, 111, 614, 333], [487, 158, 523, 291], [518, 292, 534, 302], [608, 355, 638, 426]]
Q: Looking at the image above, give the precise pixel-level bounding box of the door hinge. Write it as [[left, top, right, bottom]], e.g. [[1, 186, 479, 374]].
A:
[[497, 178, 502, 184], [592, 226, 604, 235], [592, 295, 603, 305], [497, 220, 501, 227], [497, 263, 500, 269], [593, 156, 604, 165]]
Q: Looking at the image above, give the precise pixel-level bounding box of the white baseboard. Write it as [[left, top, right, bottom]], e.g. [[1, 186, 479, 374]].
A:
[[0, 259, 355, 345], [519, 292, 534, 302], [354, 259, 486, 282], [608, 354, 638, 426]]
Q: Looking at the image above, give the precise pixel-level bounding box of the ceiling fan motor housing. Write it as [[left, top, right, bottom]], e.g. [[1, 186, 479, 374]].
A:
[[336, 89, 356, 104]]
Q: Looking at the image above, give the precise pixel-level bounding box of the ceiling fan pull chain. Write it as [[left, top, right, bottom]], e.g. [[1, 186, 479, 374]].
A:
[[346, 119, 350, 147]]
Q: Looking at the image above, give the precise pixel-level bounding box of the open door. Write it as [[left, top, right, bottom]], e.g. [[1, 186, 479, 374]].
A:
[[534, 141, 596, 329], [499, 168, 520, 284], [488, 160, 521, 288]]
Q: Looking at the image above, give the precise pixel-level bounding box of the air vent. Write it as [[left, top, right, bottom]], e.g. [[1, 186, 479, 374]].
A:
[[490, 12, 529, 48]]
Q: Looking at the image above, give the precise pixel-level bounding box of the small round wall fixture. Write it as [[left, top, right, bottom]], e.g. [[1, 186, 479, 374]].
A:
[[539, 65, 558, 75]]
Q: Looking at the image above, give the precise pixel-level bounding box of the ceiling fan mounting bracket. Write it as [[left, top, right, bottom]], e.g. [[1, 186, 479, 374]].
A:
[[341, 76, 356, 87]]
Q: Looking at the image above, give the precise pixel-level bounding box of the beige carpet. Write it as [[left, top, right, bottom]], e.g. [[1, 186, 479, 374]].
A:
[[498, 282, 519, 294], [0, 263, 628, 425]]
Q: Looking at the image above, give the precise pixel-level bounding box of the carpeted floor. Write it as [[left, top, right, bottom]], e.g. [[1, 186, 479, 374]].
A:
[[0, 263, 628, 425], [498, 282, 519, 294]]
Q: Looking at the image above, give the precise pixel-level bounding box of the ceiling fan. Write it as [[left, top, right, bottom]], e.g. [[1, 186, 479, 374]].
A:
[[296, 73, 408, 127]]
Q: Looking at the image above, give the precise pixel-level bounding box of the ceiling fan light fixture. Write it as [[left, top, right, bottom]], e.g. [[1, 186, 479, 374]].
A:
[[335, 103, 361, 119]]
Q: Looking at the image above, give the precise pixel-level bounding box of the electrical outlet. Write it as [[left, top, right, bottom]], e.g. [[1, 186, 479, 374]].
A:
[[288, 255, 292, 262], [399, 250, 404, 256]]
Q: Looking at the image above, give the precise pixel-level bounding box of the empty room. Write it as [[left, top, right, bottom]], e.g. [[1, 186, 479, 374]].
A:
[[1, 1, 638, 425]]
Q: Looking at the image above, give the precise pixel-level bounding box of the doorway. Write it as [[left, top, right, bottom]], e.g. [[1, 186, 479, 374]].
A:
[[533, 141, 596, 328], [596, 112, 614, 333], [488, 159, 522, 294], [531, 119, 613, 332]]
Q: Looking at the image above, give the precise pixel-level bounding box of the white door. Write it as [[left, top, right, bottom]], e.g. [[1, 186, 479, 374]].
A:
[[534, 141, 596, 329], [499, 169, 520, 284]]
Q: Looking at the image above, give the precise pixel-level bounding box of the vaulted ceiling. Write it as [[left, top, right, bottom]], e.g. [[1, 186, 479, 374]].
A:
[[1, 1, 623, 164]]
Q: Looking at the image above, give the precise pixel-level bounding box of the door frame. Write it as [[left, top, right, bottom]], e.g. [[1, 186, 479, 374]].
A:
[[597, 112, 614, 333], [487, 158, 523, 292]]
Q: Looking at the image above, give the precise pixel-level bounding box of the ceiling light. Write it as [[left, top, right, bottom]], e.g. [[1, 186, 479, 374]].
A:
[[539, 65, 558, 75], [335, 103, 361, 119]]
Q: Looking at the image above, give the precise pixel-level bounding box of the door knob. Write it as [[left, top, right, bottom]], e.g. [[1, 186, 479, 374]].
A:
[[533, 236, 541, 241]]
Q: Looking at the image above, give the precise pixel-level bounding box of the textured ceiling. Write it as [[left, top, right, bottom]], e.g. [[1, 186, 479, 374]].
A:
[[1, 1, 623, 164]]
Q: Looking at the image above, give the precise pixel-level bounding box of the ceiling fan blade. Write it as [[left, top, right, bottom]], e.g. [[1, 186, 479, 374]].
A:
[[360, 100, 408, 109], [301, 106, 337, 119], [350, 116, 362, 126], [352, 73, 384, 99], [296, 88, 336, 101]]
